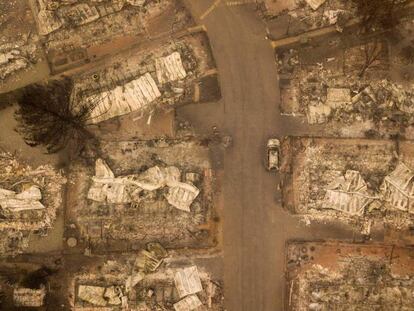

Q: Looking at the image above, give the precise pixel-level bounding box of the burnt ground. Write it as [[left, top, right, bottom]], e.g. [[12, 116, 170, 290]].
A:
[[1, 0, 414, 310], [285, 241, 414, 310], [179, 1, 374, 310], [64, 138, 221, 254], [0, 251, 223, 310]]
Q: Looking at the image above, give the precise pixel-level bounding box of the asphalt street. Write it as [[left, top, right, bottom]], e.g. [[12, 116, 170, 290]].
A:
[[180, 1, 365, 310]]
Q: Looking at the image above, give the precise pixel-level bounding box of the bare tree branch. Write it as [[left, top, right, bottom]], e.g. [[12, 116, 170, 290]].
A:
[[14, 78, 99, 154]]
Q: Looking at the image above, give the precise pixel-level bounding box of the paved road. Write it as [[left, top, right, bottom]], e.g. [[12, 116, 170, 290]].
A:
[[180, 1, 368, 310]]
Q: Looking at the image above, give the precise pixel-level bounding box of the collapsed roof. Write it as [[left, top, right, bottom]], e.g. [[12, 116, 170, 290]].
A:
[[13, 287, 46, 307], [156, 52, 188, 84], [85, 73, 161, 124], [0, 186, 45, 212], [305, 0, 327, 10], [78, 285, 122, 307], [174, 294, 203, 311], [174, 265, 203, 298], [0, 151, 66, 255], [35, 0, 145, 36], [71, 251, 221, 310], [324, 170, 375, 216], [87, 159, 200, 212], [80, 52, 187, 124], [381, 162, 414, 214]]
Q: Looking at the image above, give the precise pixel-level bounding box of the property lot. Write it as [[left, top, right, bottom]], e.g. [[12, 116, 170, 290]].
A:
[[68, 253, 224, 310], [275, 35, 414, 137], [73, 31, 220, 125], [0, 151, 66, 256], [281, 137, 414, 231], [66, 138, 221, 253], [30, 0, 195, 73], [286, 241, 414, 311]]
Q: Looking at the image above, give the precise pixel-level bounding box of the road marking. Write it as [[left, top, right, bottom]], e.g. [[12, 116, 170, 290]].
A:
[[187, 25, 207, 33], [226, 0, 255, 6], [200, 0, 222, 20], [193, 84, 200, 102]]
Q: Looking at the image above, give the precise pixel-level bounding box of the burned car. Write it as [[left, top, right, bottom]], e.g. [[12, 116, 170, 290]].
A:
[[266, 138, 280, 171]]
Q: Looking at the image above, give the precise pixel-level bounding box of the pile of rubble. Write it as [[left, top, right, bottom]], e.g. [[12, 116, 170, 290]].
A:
[[322, 161, 414, 219], [262, 0, 354, 32], [76, 46, 197, 124], [69, 30, 210, 124], [67, 138, 217, 250], [88, 159, 200, 212], [34, 0, 190, 56], [0, 1, 42, 80], [13, 287, 46, 308], [0, 152, 66, 255], [307, 80, 414, 126], [71, 247, 224, 310], [35, 0, 151, 36], [0, 44, 31, 80], [276, 41, 414, 131], [282, 137, 414, 231]]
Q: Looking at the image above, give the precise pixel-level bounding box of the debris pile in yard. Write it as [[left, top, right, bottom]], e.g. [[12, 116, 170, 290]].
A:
[[70, 251, 224, 310], [261, 0, 354, 32], [321, 79, 414, 127], [323, 170, 375, 216], [0, 185, 45, 212], [67, 139, 218, 251], [281, 137, 414, 231], [76, 46, 196, 123], [0, 151, 66, 255], [88, 159, 200, 212], [276, 40, 414, 134], [71, 30, 218, 124], [13, 287, 46, 307], [287, 242, 414, 311], [31, 0, 194, 69], [0, 46, 30, 80], [35, 0, 166, 36], [381, 162, 414, 214], [296, 261, 414, 310]]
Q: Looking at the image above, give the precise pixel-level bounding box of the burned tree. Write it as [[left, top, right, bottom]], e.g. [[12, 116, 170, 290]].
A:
[[358, 40, 387, 78], [352, 0, 407, 33], [14, 78, 98, 154]]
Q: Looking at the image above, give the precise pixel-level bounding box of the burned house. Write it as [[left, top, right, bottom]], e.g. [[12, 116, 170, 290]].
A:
[[66, 138, 220, 253], [30, 0, 196, 74], [381, 162, 414, 214], [69, 252, 224, 310], [323, 170, 375, 216], [87, 159, 200, 212], [286, 242, 414, 311], [274, 19, 414, 137], [275, 37, 414, 135], [73, 31, 220, 124], [280, 136, 414, 230], [260, 0, 355, 35], [0, 151, 66, 255]]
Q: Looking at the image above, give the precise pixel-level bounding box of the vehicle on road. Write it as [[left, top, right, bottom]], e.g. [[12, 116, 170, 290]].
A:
[[266, 138, 280, 171]]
